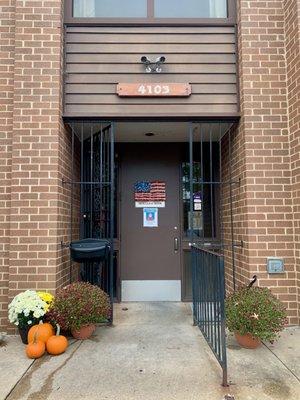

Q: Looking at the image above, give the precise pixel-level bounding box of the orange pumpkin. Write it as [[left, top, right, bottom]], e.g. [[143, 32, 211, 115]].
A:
[[46, 325, 68, 356], [26, 334, 45, 359], [28, 321, 54, 344]]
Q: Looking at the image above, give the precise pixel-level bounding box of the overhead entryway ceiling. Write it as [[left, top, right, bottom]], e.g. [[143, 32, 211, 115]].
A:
[[69, 121, 232, 142]]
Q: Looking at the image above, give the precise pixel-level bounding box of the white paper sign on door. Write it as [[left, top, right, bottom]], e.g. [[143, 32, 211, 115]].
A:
[[143, 208, 158, 228]]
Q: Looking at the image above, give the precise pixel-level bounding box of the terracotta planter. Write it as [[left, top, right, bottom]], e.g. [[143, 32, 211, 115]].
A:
[[234, 332, 261, 349], [71, 324, 96, 340]]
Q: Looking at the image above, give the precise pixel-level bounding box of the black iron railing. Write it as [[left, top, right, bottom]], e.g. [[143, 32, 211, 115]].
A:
[[191, 244, 228, 386]]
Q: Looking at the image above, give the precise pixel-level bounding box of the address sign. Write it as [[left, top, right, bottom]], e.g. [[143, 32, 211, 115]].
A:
[[117, 83, 192, 97]]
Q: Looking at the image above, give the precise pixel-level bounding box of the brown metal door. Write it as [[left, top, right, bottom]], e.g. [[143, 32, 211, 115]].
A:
[[120, 143, 181, 301]]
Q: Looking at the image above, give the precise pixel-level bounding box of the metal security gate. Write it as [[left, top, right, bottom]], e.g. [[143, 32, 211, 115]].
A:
[[189, 122, 238, 386], [63, 121, 115, 321]]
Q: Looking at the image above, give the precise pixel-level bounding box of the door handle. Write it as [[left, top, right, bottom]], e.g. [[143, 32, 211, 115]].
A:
[[174, 237, 179, 252]]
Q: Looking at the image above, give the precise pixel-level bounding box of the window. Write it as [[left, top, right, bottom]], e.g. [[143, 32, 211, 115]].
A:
[[154, 0, 227, 18], [73, 0, 147, 18], [72, 0, 228, 19]]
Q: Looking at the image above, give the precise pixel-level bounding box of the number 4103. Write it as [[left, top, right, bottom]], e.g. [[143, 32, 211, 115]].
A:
[[138, 85, 170, 95]]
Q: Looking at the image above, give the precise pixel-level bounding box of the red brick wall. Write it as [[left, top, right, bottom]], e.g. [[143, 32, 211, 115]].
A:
[[283, 0, 300, 323], [0, 1, 81, 332], [56, 122, 81, 289], [3, 1, 74, 333], [233, 0, 298, 324], [221, 125, 250, 293], [0, 0, 15, 330]]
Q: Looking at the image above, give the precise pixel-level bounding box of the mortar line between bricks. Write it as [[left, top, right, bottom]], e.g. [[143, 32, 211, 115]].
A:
[[262, 342, 300, 383]]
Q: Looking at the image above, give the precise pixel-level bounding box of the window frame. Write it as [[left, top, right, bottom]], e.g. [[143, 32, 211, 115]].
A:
[[65, 0, 236, 26]]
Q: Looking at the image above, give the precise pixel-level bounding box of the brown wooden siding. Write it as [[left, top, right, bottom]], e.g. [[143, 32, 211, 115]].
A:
[[64, 26, 238, 118]]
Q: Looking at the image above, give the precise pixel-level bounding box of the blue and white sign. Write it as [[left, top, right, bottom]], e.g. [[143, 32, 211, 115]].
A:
[[143, 208, 158, 228]]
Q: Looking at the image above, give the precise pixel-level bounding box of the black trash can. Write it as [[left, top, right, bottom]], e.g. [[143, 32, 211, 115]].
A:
[[70, 238, 111, 263]]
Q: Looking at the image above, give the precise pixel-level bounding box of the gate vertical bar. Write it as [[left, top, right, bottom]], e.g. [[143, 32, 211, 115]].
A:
[[189, 123, 196, 326], [209, 126, 213, 342], [99, 124, 103, 238], [70, 123, 75, 283], [80, 123, 84, 239], [189, 122, 194, 244], [218, 124, 224, 361], [90, 125, 93, 238], [209, 125, 215, 239], [109, 123, 115, 323], [80, 123, 84, 282], [200, 124, 204, 246], [219, 123, 223, 249]]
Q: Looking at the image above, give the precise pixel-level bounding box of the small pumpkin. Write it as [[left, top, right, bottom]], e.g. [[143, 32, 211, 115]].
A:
[[28, 321, 54, 344], [26, 333, 45, 359], [46, 325, 68, 356]]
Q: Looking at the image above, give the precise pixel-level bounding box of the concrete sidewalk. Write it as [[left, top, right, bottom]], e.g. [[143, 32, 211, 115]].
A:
[[1, 303, 299, 400]]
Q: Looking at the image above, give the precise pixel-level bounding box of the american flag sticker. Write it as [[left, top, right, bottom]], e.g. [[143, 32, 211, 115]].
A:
[[135, 181, 166, 208]]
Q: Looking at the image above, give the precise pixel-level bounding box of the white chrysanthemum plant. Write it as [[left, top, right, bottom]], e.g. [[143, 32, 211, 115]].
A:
[[8, 290, 49, 328]]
